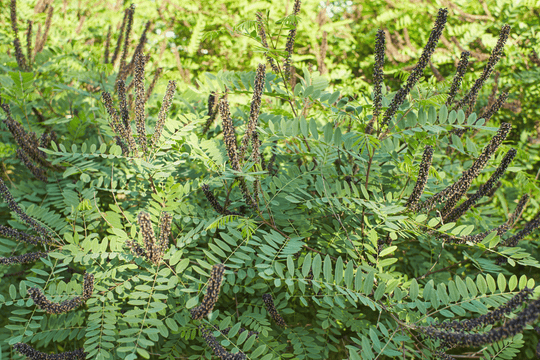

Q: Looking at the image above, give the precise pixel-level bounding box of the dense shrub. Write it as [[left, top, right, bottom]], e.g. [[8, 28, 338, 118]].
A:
[[1, 1, 540, 360]]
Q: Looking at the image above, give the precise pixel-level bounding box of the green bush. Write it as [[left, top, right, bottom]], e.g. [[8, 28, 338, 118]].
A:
[[1, 1, 540, 360]]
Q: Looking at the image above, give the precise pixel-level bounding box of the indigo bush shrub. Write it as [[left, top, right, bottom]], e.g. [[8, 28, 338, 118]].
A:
[[1, 1, 540, 360]]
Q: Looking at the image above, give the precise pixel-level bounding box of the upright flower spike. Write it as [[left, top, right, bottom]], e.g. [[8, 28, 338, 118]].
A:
[[1, 103, 59, 172], [445, 51, 470, 107], [439, 123, 512, 216], [219, 98, 259, 210], [104, 25, 111, 64], [203, 92, 219, 134], [406, 145, 433, 211], [82, 273, 95, 300], [370, 29, 386, 131], [125, 239, 147, 258], [256, 12, 279, 74], [26, 20, 33, 66], [200, 326, 247, 360], [283, 0, 302, 81], [117, 80, 131, 130], [10, 0, 27, 70], [28, 274, 93, 314], [158, 212, 172, 255], [125, 21, 151, 76], [0, 225, 44, 246], [454, 91, 508, 138], [16, 149, 47, 182], [240, 63, 266, 160], [0, 178, 52, 243], [481, 92, 509, 124], [201, 184, 242, 216], [503, 210, 540, 247], [144, 67, 163, 104], [134, 52, 148, 154], [215, 325, 259, 339], [116, 4, 135, 81], [14, 343, 87, 360], [443, 148, 516, 223], [138, 211, 162, 264], [436, 352, 457, 360], [111, 8, 128, 65], [219, 99, 241, 172], [0, 251, 48, 266], [101, 91, 138, 156], [380, 8, 447, 130], [262, 293, 287, 327], [444, 194, 529, 245], [366, 29, 386, 134], [190, 264, 225, 320], [453, 25, 511, 114], [425, 287, 533, 332], [151, 80, 177, 148], [419, 295, 540, 347], [419, 122, 511, 212], [34, 5, 53, 54]]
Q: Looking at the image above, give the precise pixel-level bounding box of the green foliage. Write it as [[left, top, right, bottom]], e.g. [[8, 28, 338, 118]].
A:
[[1, 1, 540, 360]]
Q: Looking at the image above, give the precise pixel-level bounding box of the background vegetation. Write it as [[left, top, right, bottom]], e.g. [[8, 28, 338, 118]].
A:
[[1, 0, 540, 359]]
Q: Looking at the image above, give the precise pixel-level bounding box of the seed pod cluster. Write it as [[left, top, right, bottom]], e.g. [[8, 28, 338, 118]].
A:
[[200, 326, 246, 360], [28, 273, 94, 314], [14, 342, 87, 360], [262, 293, 286, 327], [381, 8, 448, 129], [190, 264, 225, 320], [0, 251, 47, 266], [406, 145, 433, 211], [0, 178, 52, 243]]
